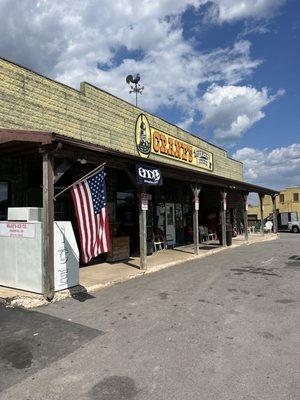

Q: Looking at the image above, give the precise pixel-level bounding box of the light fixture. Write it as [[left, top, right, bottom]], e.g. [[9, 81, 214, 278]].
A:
[[77, 155, 87, 165]]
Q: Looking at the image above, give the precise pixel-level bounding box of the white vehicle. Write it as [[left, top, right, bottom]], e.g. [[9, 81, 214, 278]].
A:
[[287, 221, 300, 233]]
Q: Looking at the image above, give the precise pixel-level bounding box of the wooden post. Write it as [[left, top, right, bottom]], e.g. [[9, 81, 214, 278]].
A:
[[242, 192, 249, 241], [42, 151, 54, 300], [271, 194, 278, 233], [191, 185, 201, 255], [139, 186, 147, 270], [259, 193, 265, 235], [220, 189, 227, 246]]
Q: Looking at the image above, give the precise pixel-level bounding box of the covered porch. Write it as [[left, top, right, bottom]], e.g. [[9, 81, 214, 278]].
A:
[[0, 128, 279, 300]]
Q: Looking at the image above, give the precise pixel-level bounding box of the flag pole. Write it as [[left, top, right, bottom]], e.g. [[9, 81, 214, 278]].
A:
[[54, 162, 106, 200]]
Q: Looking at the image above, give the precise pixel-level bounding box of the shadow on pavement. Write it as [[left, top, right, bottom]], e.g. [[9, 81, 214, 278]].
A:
[[0, 305, 103, 393]]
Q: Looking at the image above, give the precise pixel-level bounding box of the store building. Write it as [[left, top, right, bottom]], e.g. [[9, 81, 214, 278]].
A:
[[0, 57, 278, 298], [248, 187, 300, 229]]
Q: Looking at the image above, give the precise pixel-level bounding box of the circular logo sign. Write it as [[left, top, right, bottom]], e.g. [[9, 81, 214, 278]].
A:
[[135, 114, 151, 158]]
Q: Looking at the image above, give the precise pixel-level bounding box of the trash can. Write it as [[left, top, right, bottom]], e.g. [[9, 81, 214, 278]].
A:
[[226, 224, 232, 246], [147, 238, 153, 255], [217, 224, 222, 245], [218, 223, 232, 246]]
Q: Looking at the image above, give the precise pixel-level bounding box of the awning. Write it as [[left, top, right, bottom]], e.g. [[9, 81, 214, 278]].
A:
[[0, 129, 278, 196], [0, 128, 54, 155]]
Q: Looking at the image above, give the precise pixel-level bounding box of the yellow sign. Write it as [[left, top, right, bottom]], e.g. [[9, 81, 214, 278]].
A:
[[135, 114, 213, 171], [135, 114, 151, 158]]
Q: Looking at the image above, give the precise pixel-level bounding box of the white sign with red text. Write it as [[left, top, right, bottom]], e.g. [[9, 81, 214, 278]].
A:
[[141, 193, 148, 211], [0, 222, 36, 239], [195, 196, 199, 211]]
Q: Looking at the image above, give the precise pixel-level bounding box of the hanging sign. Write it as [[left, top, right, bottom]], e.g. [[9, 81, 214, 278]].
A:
[[194, 196, 199, 211], [136, 163, 163, 186], [135, 114, 213, 171], [141, 193, 148, 211]]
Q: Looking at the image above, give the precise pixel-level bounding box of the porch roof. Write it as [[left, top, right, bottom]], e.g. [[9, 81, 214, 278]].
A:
[[0, 128, 278, 196]]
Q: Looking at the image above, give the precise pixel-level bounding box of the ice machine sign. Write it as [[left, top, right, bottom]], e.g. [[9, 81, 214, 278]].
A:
[[0, 222, 36, 238]]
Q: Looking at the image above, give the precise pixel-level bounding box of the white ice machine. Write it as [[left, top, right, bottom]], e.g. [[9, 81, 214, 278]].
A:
[[0, 208, 79, 293]]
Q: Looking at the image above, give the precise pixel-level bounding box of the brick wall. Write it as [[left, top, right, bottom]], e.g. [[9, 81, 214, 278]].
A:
[[0, 58, 243, 181]]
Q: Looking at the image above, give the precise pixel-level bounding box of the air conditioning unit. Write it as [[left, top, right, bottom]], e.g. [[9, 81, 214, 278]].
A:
[[7, 207, 42, 222]]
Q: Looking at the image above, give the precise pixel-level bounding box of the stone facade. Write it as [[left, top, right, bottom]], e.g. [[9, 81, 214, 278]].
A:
[[0, 57, 243, 181]]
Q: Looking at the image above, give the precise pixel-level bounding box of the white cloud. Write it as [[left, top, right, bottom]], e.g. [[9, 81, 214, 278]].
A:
[[177, 116, 195, 131], [0, 1, 262, 113], [199, 84, 284, 141], [207, 0, 287, 24], [0, 0, 286, 141], [233, 144, 300, 189]]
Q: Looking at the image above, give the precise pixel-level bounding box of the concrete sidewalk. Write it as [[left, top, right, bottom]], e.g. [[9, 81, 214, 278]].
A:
[[0, 233, 278, 308]]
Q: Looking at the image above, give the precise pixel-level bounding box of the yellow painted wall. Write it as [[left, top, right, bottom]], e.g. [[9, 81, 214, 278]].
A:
[[0, 58, 243, 181], [248, 187, 300, 219]]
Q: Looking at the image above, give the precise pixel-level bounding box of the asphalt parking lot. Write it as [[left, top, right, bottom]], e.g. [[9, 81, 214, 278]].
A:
[[0, 233, 299, 400]]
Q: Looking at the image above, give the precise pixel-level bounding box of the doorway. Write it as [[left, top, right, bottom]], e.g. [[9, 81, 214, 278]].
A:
[[165, 203, 176, 245]]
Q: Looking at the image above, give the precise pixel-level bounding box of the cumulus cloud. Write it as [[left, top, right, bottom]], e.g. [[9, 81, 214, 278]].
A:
[[0, 2, 259, 108], [0, 0, 285, 140], [233, 144, 300, 189], [207, 0, 287, 24], [199, 84, 284, 141]]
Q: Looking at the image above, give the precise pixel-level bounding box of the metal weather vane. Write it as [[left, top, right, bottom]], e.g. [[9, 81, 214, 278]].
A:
[[126, 73, 144, 107]]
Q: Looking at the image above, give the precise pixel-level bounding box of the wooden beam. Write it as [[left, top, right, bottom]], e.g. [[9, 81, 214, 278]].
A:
[[220, 189, 227, 247], [242, 192, 249, 241], [271, 194, 278, 233], [191, 185, 201, 255], [259, 193, 265, 235], [42, 151, 54, 300], [139, 186, 147, 270], [0, 129, 53, 145]]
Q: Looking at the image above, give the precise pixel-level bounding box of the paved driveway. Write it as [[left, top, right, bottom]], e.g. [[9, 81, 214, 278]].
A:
[[0, 233, 299, 399]]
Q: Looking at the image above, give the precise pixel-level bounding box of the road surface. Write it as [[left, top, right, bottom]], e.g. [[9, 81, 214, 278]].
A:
[[0, 233, 299, 399]]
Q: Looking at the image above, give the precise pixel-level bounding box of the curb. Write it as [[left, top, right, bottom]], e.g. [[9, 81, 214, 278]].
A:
[[0, 234, 278, 309]]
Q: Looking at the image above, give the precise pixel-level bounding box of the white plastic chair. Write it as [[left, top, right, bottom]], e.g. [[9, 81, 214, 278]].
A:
[[153, 234, 165, 251], [208, 229, 217, 241]]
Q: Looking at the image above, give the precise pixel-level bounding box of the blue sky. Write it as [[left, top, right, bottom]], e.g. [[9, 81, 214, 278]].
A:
[[0, 0, 299, 190], [178, 0, 300, 151]]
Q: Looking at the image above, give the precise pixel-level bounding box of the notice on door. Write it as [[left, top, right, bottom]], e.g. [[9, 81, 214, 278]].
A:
[[0, 222, 36, 238], [141, 193, 148, 211]]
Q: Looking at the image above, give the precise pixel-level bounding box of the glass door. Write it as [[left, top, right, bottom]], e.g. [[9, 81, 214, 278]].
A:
[[165, 203, 176, 246]]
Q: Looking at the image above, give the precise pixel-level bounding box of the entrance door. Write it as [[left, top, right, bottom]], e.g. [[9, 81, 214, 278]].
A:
[[165, 203, 176, 246]]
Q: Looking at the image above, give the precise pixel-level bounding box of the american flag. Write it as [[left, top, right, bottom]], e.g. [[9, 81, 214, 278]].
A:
[[71, 168, 110, 264]]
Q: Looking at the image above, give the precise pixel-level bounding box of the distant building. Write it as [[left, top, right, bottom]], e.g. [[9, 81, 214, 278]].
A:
[[248, 187, 300, 225]]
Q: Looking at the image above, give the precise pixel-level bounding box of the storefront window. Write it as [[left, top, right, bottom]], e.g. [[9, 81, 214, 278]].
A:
[[116, 191, 137, 249], [117, 191, 135, 224], [0, 181, 10, 220]]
